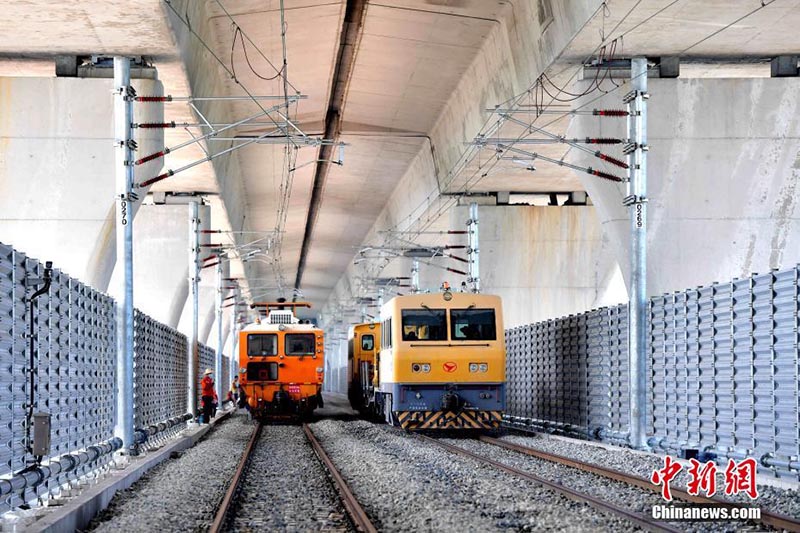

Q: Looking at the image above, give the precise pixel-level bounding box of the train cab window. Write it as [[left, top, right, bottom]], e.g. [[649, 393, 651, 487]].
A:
[[450, 309, 497, 341], [285, 333, 316, 355], [247, 361, 278, 381], [247, 334, 277, 356], [361, 334, 375, 351], [401, 309, 447, 341]]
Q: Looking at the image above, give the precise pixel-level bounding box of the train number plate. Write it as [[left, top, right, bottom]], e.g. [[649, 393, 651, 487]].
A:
[[288, 385, 301, 394]]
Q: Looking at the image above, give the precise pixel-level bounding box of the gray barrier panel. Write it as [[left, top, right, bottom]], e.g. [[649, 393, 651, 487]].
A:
[[0, 241, 233, 509], [506, 268, 800, 480]]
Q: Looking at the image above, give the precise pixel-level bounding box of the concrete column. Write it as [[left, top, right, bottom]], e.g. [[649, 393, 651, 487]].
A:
[[450, 205, 623, 327]]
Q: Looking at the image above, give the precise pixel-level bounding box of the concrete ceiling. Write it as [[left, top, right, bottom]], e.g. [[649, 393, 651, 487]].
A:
[[2, 0, 800, 317]]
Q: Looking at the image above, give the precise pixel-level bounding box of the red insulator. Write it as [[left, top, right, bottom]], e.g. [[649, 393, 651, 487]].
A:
[[447, 267, 468, 275], [595, 152, 630, 169], [592, 109, 629, 117], [136, 122, 176, 129], [201, 230, 221, 234], [135, 96, 172, 102], [135, 151, 166, 166], [587, 167, 623, 182], [448, 255, 469, 264], [138, 169, 174, 188], [585, 138, 623, 144]]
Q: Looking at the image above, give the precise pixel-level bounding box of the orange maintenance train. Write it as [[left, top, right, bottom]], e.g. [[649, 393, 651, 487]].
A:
[[238, 301, 324, 420]]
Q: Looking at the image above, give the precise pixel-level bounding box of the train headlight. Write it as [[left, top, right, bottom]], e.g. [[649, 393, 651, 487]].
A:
[[421, 364, 430, 373], [469, 363, 478, 373], [239, 368, 246, 374], [479, 363, 488, 373], [412, 363, 421, 373], [316, 367, 324, 373]]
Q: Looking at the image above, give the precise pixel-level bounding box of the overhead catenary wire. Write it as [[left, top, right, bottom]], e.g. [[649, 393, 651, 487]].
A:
[[387, 0, 775, 240], [377, 5, 638, 241], [163, 0, 311, 298], [343, 0, 773, 316], [162, 0, 300, 144]]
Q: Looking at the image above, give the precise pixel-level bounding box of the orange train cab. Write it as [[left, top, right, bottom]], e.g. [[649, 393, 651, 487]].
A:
[[238, 302, 324, 420]]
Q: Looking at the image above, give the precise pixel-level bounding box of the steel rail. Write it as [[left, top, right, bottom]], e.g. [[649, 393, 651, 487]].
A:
[[418, 435, 682, 533], [481, 436, 800, 533], [209, 422, 263, 533], [303, 424, 377, 533]]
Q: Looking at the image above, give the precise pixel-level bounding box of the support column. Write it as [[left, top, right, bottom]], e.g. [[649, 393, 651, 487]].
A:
[[626, 57, 649, 449], [215, 259, 224, 403], [411, 259, 420, 294], [230, 287, 239, 380], [113, 56, 135, 451], [187, 201, 200, 416], [468, 202, 480, 293]]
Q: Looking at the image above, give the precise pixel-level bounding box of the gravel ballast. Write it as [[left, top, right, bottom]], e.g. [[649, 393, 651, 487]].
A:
[[89, 414, 253, 532], [228, 425, 353, 532], [310, 419, 637, 532], [444, 437, 758, 533], [501, 432, 800, 522]]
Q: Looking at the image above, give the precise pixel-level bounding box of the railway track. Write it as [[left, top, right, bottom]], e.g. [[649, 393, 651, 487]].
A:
[[209, 422, 376, 533], [209, 422, 264, 533], [418, 434, 684, 533], [478, 436, 800, 533]]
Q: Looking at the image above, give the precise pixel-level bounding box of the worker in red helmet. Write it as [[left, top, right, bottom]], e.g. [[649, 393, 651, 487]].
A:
[[200, 368, 217, 424]]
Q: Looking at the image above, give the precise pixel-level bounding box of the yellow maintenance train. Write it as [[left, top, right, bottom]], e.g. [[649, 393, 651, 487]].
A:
[[348, 287, 505, 430]]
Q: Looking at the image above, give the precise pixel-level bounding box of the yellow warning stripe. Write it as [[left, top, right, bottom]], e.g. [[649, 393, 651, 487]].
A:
[[397, 410, 502, 430]]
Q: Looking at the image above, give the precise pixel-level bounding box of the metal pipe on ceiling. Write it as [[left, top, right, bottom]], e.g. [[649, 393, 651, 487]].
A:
[[293, 0, 368, 298]]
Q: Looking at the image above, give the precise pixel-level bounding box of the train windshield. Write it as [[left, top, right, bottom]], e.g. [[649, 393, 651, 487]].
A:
[[450, 309, 497, 341], [247, 334, 278, 356], [361, 334, 374, 351], [285, 333, 316, 355], [401, 308, 447, 341]]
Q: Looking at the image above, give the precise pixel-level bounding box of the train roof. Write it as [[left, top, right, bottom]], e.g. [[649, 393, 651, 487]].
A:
[[384, 291, 502, 307], [241, 322, 321, 333], [348, 321, 380, 337]]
